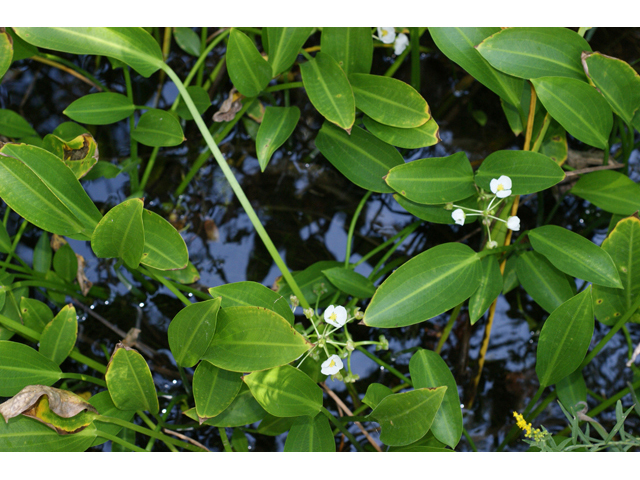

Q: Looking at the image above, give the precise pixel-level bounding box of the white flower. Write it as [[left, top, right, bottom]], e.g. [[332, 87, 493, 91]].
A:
[[487, 240, 498, 249], [324, 305, 347, 327], [321, 354, 343, 375], [452, 208, 466, 226], [490, 175, 513, 198], [394, 33, 409, 55], [507, 216, 521, 231], [377, 27, 396, 44]]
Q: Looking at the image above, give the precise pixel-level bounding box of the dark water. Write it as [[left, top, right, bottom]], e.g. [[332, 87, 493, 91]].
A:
[[2, 27, 640, 451]]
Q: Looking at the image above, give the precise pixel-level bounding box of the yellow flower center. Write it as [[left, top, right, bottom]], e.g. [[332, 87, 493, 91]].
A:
[[329, 313, 337, 321], [497, 183, 505, 191], [329, 359, 336, 367]]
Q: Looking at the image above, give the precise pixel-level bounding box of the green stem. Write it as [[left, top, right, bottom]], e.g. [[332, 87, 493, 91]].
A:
[[138, 146, 160, 192], [138, 265, 192, 307], [161, 65, 310, 309], [355, 345, 412, 387], [356, 220, 420, 272], [462, 427, 478, 452], [0, 218, 30, 276], [345, 191, 372, 267], [95, 415, 205, 452], [320, 407, 364, 452], [218, 427, 233, 452], [60, 372, 106, 387], [123, 67, 139, 193], [97, 431, 147, 452], [409, 27, 421, 91], [264, 81, 303, 93], [435, 303, 462, 354]]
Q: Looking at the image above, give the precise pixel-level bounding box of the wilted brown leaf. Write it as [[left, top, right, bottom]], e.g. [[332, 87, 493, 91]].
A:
[[75, 253, 92, 295], [213, 87, 243, 122], [50, 234, 67, 252]]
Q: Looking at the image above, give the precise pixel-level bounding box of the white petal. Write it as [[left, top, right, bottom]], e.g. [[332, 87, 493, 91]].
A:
[[490, 175, 513, 198], [333, 305, 347, 326], [394, 33, 409, 55], [377, 27, 396, 44], [324, 305, 347, 327], [321, 355, 343, 375], [452, 208, 466, 226], [507, 216, 520, 231]]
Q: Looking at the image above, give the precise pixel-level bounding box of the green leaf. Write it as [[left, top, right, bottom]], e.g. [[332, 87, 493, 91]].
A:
[[208, 281, 294, 325], [385, 152, 476, 204], [539, 120, 568, 166], [20, 297, 53, 334], [266, 27, 313, 76], [409, 350, 463, 449], [468, 255, 503, 325], [63, 93, 135, 125], [175, 85, 210, 120], [131, 109, 184, 147], [363, 243, 481, 328], [0, 341, 62, 396], [429, 28, 523, 107], [33, 232, 52, 274], [0, 221, 12, 254], [105, 345, 159, 414], [183, 384, 266, 427], [274, 260, 343, 308], [516, 251, 575, 314], [556, 369, 587, 413], [42, 133, 99, 180], [393, 194, 478, 225], [593, 216, 640, 326], [363, 116, 440, 149], [502, 255, 519, 294], [475, 150, 565, 195], [0, 143, 101, 238], [583, 52, 640, 126], [531, 76, 612, 150], [244, 365, 323, 417], [13, 27, 163, 77], [52, 243, 78, 283], [0, 109, 37, 138], [0, 29, 12, 80], [227, 28, 272, 98], [52, 121, 89, 141], [256, 106, 300, 171], [362, 383, 393, 409], [369, 387, 446, 446], [284, 414, 335, 452], [322, 266, 375, 299], [536, 288, 594, 387], [300, 52, 355, 131], [0, 416, 96, 452], [571, 170, 640, 216], [476, 27, 591, 81], [89, 390, 135, 447], [174, 27, 200, 56], [145, 261, 199, 285], [140, 209, 188, 271], [168, 297, 221, 368], [349, 73, 430, 128], [315, 122, 404, 193], [387, 432, 453, 452], [202, 306, 311, 372], [39, 304, 77, 365], [529, 225, 622, 289], [193, 360, 243, 420], [257, 414, 296, 436], [321, 27, 372, 76], [91, 198, 145, 269]]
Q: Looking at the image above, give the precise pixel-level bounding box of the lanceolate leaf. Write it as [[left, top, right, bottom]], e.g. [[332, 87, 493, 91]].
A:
[[363, 243, 481, 328], [256, 106, 300, 171], [475, 150, 565, 195], [315, 122, 403, 193], [529, 225, 622, 289], [322, 266, 375, 299], [536, 288, 594, 387], [183, 385, 266, 428], [409, 350, 463, 449], [131, 109, 184, 147], [202, 307, 311, 372], [571, 170, 640, 216], [429, 27, 523, 107], [0, 30, 12, 80], [284, 414, 335, 452], [64, 92, 135, 125], [468, 255, 503, 325], [227, 28, 272, 98], [266, 27, 313, 76], [0, 416, 96, 452], [363, 116, 440, 149], [168, 297, 221, 368], [244, 365, 323, 417], [516, 251, 575, 314], [532, 76, 613, 150], [321, 27, 372, 76], [385, 152, 476, 204], [0, 341, 62, 396], [13, 27, 163, 77], [301, 52, 355, 131], [140, 209, 188, 271], [39, 304, 78, 365], [593, 216, 640, 326], [476, 27, 591, 81], [0, 109, 38, 138], [193, 360, 243, 420], [349, 73, 430, 128], [556, 370, 587, 413]]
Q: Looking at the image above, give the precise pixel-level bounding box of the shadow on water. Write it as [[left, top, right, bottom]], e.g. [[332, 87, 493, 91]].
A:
[[1, 27, 640, 451]]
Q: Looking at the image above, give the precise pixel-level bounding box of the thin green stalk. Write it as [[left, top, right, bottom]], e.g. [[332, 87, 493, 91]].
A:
[[60, 372, 106, 387], [218, 427, 233, 452], [97, 431, 147, 452], [0, 218, 30, 276], [123, 67, 139, 193], [497, 386, 553, 451], [462, 427, 478, 452], [95, 416, 205, 452], [435, 303, 462, 354], [355, 220, 421, 269], [138, 265, 192, 307], [320, 407, 364, 452], [409, 27, 421, 91], [162, 65, 310, 309], [179, 28, 230, 92], [138, 145, 160, 192], [265, 81, 303, 93], [355, 345, 412, 387], [521, 385, 545, 419], [345, 191, 372, 267], [196, 28, 208, 87]]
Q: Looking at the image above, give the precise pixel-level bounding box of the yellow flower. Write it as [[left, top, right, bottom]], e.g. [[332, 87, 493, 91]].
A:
[[513, 411, 546, 441]]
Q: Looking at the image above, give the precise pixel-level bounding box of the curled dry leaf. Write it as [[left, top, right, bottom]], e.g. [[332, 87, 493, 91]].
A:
[[122, 327, 141, 348], [75, 253, 92, 295], [50, 234, 68, 252], [213, 87, 243, 122], [0, 384, 98, 434]]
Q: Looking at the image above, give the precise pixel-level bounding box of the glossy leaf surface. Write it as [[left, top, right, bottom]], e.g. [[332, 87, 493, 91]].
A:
[[468, 255, 503, 325], [571, 170, 640, 216], [64, 93, 135, 125], [274, 260, 343, 308], [39, 304, 77, 365], [266, 27, 313, 76], [52, 243, 77, 283], [193, 360, 243, 420], [175, 85, 210, 120], [321, 27, 372, 76], [284, 414, 335, 452], [105, 345, 159, 414], [184, 384, 266, 428], [140, 209, 188, 271], [168, 297, 221, 368], [20, 298, 53, 334], [227, 28, 272, 98], [0, 30, 11, 80], [131, 109, 184, 147], [0, 109, 38, 138], [393, 194, 478, 225], [536, 288, 594, 387], [516, 251, 575, 314], [202, 307, 311, 372], [322, 266, 375, 299], [256, 106, 300, 171], [0, 341, 62, 396], [315, 122, 403, 193], [91, 198, 144, 269], [363, 116, 440, 149], [0, 416, 96, 452], [364, 243, 481, 328], [529, 225, 622, 289], [556, 369, 587, 413]]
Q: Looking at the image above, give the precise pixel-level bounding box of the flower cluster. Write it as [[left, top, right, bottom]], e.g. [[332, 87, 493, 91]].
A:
[[450, 175, 521, 249], [513, 411, 547, 442], [376, 27, 409, 56]]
